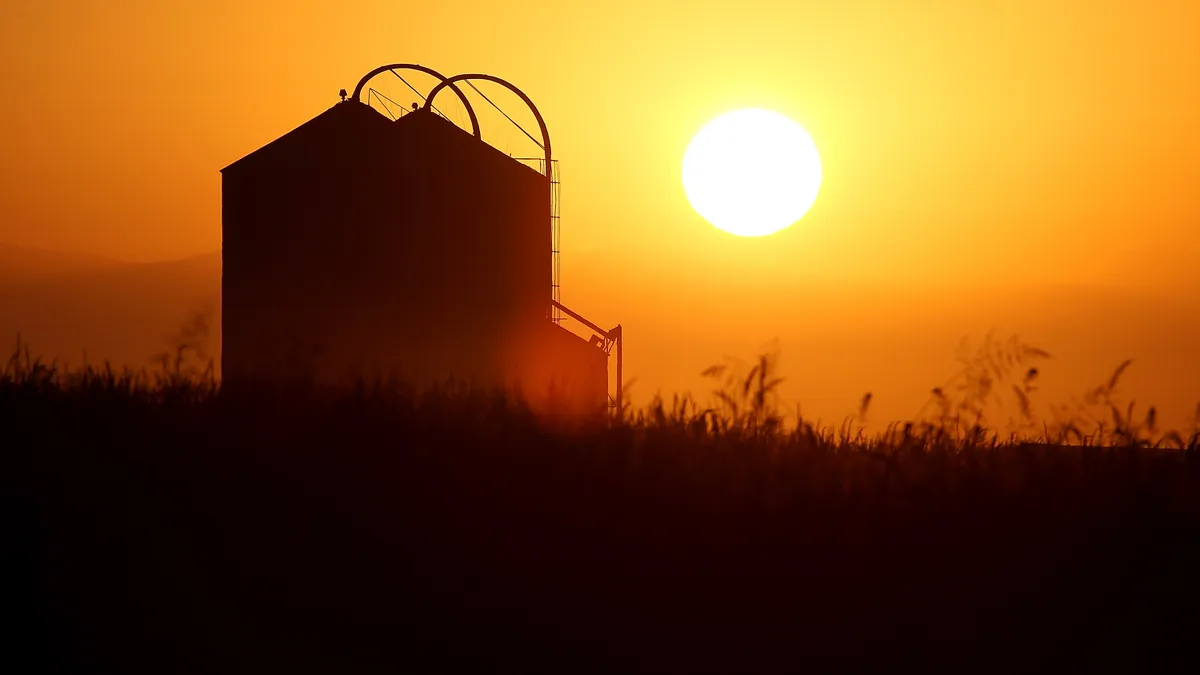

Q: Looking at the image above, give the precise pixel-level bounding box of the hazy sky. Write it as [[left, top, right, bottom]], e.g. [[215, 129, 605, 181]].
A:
[[1, 1, 1197, 424]]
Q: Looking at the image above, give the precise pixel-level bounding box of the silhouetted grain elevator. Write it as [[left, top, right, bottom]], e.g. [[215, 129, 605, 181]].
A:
[[221, 65, 622, 413]]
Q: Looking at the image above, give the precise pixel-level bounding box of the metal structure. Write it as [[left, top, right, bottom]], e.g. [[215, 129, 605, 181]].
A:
[[343, 65, 624, 412], [552, 300, 623, 412], [350, 64, 481, 138]]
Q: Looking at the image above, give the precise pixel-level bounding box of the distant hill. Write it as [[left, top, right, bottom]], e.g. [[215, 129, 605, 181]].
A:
[[0, 246, 221, 372], [0, 243, 125, 283], [0, 242, 1195, 428]]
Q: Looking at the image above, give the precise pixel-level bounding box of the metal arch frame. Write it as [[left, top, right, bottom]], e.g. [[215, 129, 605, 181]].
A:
[[422, 74, 552, 178], [350, 64, 481, 139]]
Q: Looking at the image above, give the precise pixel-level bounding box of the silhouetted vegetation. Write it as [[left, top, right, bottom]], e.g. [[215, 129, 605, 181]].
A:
[[5, 337, 1200, 673]]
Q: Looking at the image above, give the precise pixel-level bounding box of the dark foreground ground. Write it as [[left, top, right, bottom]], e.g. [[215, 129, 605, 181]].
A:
[[5, 381, 1200, 674]]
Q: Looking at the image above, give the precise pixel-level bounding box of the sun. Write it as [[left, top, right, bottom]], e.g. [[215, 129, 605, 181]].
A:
[[682, 109, 822, 237]]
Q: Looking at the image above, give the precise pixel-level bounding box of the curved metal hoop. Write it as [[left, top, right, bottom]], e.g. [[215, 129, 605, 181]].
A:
[[422, 74, 551, 176], [351, 64, 481, 139]]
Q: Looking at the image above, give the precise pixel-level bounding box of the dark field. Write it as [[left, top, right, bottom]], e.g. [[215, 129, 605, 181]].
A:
[[5, 356, 1200, 674]]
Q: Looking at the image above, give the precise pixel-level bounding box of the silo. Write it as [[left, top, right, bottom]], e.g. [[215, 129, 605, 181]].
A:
[[221, 68, 617, 414]]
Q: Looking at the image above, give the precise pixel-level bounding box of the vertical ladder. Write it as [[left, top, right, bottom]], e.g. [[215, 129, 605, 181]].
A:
[[549, 159, 561, 323]]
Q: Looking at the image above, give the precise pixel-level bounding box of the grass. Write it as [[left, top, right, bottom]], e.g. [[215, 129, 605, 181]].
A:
[[4, 333, 1200, 673]]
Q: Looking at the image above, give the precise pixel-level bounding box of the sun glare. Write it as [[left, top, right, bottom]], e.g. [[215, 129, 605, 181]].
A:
[[682, 109, 822, 237]]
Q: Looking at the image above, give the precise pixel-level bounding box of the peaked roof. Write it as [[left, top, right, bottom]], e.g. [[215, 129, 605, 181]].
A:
[[221, 101, 544, 181], [221, 101, 393, 174]]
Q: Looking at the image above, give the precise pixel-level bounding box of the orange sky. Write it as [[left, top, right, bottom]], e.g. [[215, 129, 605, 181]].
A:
[[2, 1, 1197, 426]]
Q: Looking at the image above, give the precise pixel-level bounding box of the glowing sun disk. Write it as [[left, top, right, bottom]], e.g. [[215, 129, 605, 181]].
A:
[[682, 109, 822, 237]]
